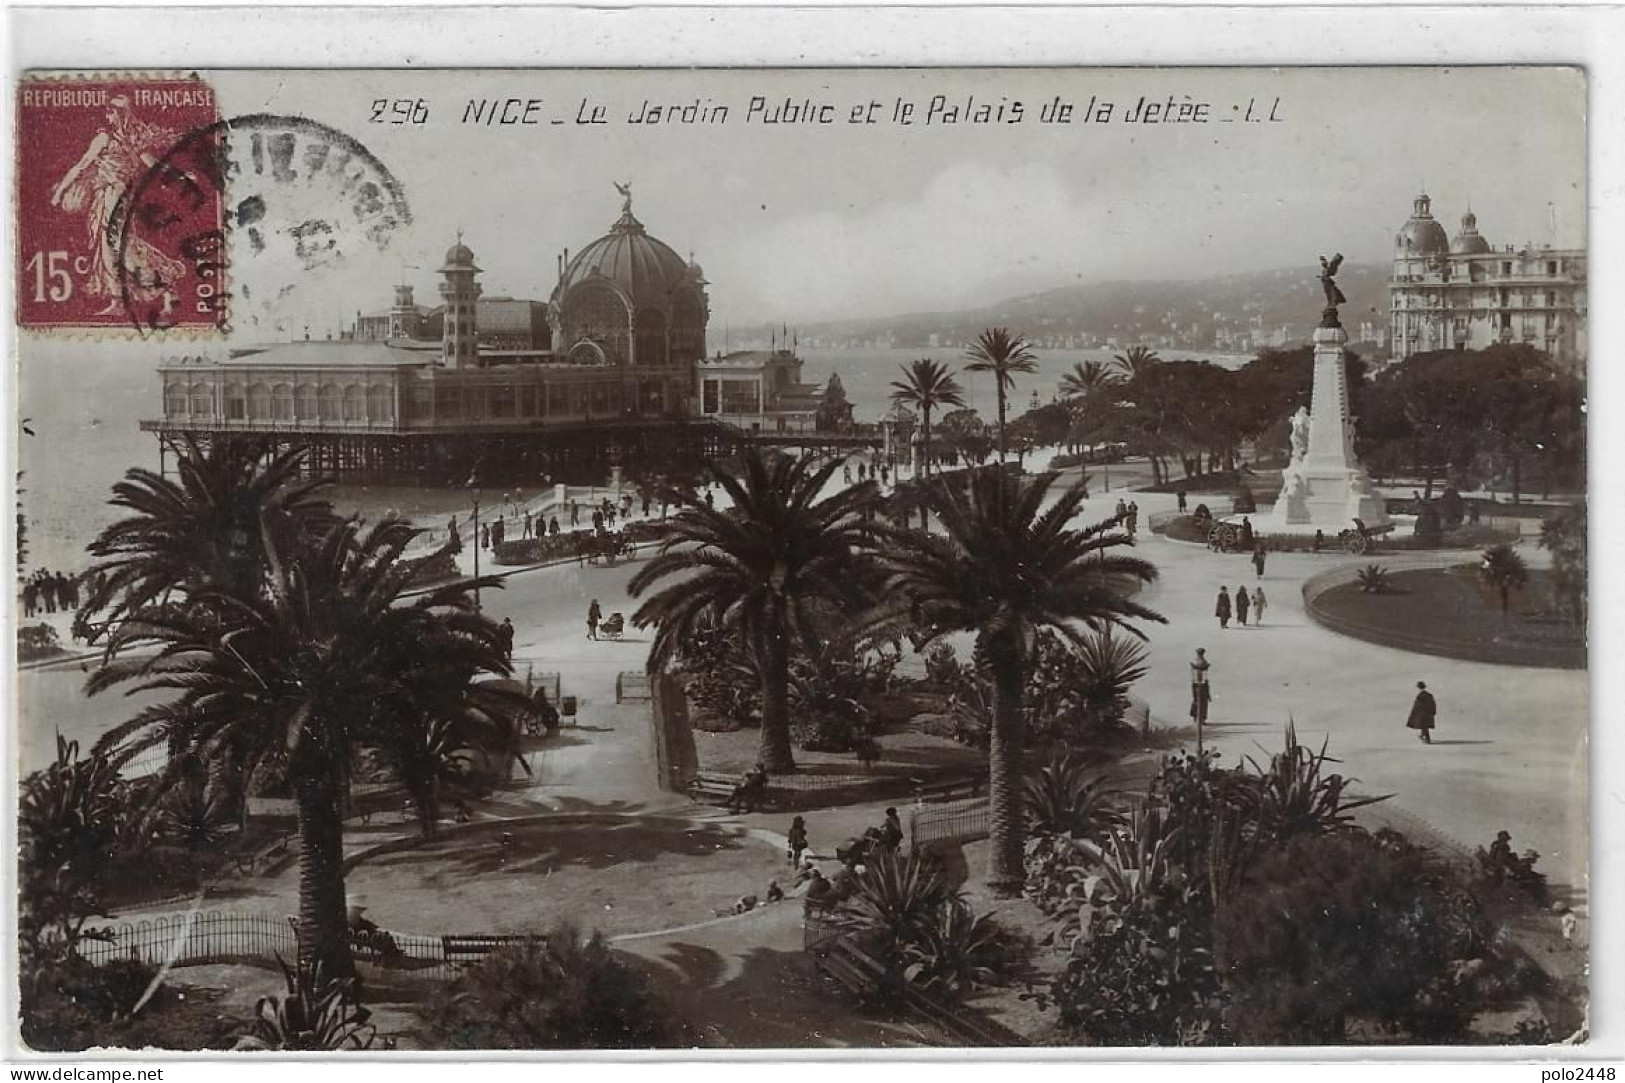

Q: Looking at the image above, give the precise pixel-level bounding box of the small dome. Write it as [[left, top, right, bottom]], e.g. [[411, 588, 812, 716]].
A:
[[1451, 209, 1492, 255], [1396, 192, 1449, 256], [557, 207, 694, 306], [441, 241, 479, 271]]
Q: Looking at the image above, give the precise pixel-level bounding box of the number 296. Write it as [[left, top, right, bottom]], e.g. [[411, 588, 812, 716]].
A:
[[370, 99, 429, 125]]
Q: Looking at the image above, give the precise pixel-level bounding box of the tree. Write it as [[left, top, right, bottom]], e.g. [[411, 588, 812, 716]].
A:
[[1478, 543, 1528, 617], [630, 449, 877, 773], [936, 408, 992, 466], [964, 328, 1039, 464], [874, 469, 1164, 890], [1111, 344, 1162, 381], [88, 515, 514, 978], [78, 437, 336, 638], [816, 371, 855, 432], [890, 358, 966, 479], [1540, 501, 1587, 627], [1057, 360, 1122, 453]]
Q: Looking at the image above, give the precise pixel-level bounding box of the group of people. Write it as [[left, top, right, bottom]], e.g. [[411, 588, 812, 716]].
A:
[[1213, 584, 1268, 629], [20, 567, 85, 618], [1114, 499, 1140, 538]]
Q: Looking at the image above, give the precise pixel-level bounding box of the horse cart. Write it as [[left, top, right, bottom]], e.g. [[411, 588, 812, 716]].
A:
[[1337, 517, 1395, 556]]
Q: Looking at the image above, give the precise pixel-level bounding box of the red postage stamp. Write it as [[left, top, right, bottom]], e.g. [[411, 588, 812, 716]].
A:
[[16, 76, 223, 332]]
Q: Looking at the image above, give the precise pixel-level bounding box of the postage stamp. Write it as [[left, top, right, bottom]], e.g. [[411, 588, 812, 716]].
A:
[[16, 76, 222, 332]]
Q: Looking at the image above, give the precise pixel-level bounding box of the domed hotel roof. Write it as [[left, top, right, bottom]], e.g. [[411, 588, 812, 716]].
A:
[[1450, 209, 1493, 255], [440, 240, 481, 272], [557, 203, 698, 305], [1395, 192, 1450, 256]]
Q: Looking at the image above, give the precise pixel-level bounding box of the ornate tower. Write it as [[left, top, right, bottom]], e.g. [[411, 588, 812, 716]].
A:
[[439, 239, 482, 369], [389, 283, 419, 339]]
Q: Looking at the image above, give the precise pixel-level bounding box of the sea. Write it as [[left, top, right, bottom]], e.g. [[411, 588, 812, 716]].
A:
[[17, 345, 1248, 572]]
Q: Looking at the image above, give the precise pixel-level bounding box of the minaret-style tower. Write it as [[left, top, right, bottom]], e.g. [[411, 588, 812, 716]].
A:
[[439, 237, 482, 369]]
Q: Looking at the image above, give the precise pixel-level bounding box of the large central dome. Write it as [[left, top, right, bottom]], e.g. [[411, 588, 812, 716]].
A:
[[558, 206, 693, 304], [1395, 192, 1449, 256]]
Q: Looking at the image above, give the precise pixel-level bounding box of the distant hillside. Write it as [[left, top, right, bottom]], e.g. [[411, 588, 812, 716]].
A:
[[793, 263, 1389, 354]]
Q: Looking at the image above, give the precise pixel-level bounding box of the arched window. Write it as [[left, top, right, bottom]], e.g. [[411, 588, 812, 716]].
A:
[[248, 383, 270, 418], [366, 385, 392, 423], [225, 383, 246, 420], [669, 288, 706, 364], [318, 384, 341, 422], [272, 383, 294, 421], [189, 383, 213, 417], [295, 383, 318, 420], [342, 385, 364, 422], [563, 283, 631, 365], [163, 382, 186, 418]]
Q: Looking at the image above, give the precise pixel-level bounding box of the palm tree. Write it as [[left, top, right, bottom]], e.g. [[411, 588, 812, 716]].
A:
[[1058, 359, 1123, 454], [964, 328, 1039, 464], [890, 358, 966, 528], [630, 450, 877, 773], [78, 437, 335, 640], [1479, 543, 1529, 617], [89, 516, 513, 977], [873, 469, 1164, 891], [890, 358, 967, 480], [1111, 344, 1162, 381]]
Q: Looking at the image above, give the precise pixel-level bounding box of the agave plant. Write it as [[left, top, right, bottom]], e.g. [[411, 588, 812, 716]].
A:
[[1355, 563, 1392, 594], [1243, 721, 1389, 844], [907, 900, 1009, 1002], [835, 850, 957, 972], [234, 958, 375, 1051], [1074, 801, 1184, 919], [1070, 628, 1150, 728], [1024, 749, 1122, 840]]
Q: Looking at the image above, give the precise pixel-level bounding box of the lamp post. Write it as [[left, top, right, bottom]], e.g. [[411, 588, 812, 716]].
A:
[[466, 470, 483, 613]]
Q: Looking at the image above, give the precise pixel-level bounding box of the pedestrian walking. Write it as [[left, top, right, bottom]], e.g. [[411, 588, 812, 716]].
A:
[[548, 515, 560, 538], [587, 599, 602, 641], [1176, 487, 1188, 514], [1127, 500, 1140, 538], [641, 491, 652, 517], [1252, 587, 1267, 625], [705, 490, 715, 510], [492, 517, 505, 547], [787, 815, 809, 866], [1238, 516, 1254, 551], [843, 464, 852, 486], [1115, 498, 1128, 521], [1252, 542, 1267, 578], [591, 509, 604, 532], [22, 580, 37, 618], [1235, 584, 1250, 626], [480, 523, 491, 550], [1215, 586, 1232, 629], [523, 511, 534, 539], [1406, 680, 1437, 744], [64, 572, 79, 610], [499, 617, 515, 656], [1313, 529, 1324, 553]]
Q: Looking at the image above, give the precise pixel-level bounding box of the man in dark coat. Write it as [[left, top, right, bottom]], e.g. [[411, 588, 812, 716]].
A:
[[1407, 680, 1437, 744], [1235, 584, 1250, 626], [1215, 586, 1232, 629], [1252, 543, 1267, 579]]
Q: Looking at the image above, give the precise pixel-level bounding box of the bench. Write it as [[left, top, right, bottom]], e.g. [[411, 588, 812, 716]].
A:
[[442, 934, 547, 965], [815, 937, 889, 1005], [688, 772, 779, 812], [910, 772, 986, 805]]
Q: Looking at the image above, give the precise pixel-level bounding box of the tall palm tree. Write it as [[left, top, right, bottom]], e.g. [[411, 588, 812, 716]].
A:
[[89, 516, 513, 977], [1058, 359, 1123, 454], [873, 469, 1164, 891], [78, 437, 335, 641], [890, 358, 966, 528], [890, 358, 967, 480], [964, 328, 1039, 464], [630, 450, 877, 773], [1111, 344, 1162, 381]]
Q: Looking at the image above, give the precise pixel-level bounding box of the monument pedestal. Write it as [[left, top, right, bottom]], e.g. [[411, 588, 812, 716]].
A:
[[1267, 325, 1389, 534]]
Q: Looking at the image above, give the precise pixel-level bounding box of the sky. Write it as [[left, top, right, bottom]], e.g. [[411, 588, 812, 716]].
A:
[[22, 65, 1587, 336]]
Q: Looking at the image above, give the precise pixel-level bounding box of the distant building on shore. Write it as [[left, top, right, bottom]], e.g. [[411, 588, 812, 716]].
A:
[[143, 192, 839, 483], [1388, 193, 1586, 366]]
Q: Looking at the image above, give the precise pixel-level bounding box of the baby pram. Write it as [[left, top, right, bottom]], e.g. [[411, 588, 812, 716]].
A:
[[600, 612, 625, 640]]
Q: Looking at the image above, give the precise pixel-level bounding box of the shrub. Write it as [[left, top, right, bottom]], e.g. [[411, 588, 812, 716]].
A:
[[1212, 832, 1475, 1043], [1473, 830, 1548, 903], [235, 959, 374, 1051], [922, 642, 961, 688], [910, 900, 1024, 1003], [21, 956, 163, 1051], [1355, 564, 1392, 594], [1191, 503, 1213, 523], [419, 924, 689, 1049], [1242, 722, 1389, 845], [1479, 543, 1529, 617], [404, 549, 461, 586], [18, 622, 63, 662], [1540, 502, 1587, 627], [1025, 749, 1121, 839], [20, 738, 126, 967]]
